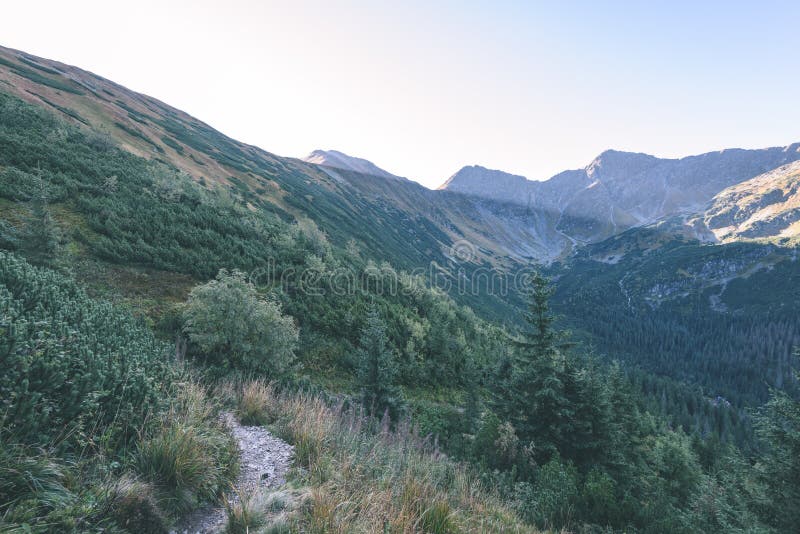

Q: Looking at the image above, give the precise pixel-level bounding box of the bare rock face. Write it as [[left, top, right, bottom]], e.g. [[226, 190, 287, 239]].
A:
[[698, 160, 800, 241], [438, 144, 800, 255]]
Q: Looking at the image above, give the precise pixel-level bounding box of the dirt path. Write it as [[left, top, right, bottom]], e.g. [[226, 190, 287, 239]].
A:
[[172, 413, 294, 534]]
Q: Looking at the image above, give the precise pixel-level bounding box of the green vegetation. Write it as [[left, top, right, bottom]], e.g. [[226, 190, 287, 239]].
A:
[[752, 362, 800, 532], [472, 275, 771, 531], [549, 230, 800, 447], [356, 305, 404, 418], [135, 383, 238, 514], [0, 252, 237, 531], [0, 55, 85, 94], [0, 251, 171, 449]]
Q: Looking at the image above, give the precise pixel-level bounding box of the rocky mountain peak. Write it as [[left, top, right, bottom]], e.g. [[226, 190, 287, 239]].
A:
[[585, 150, 660, 181], [303, 149, 404, 181]]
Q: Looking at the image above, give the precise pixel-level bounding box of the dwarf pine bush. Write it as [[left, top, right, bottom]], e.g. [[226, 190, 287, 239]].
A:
[[0, 251, 173, 449]]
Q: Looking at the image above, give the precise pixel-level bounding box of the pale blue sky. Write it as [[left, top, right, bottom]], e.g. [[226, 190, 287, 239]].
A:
[[3, 1, 799, 187]]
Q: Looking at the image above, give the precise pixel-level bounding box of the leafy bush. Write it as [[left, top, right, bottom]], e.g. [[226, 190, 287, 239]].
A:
[[183, 269, 298, 377]]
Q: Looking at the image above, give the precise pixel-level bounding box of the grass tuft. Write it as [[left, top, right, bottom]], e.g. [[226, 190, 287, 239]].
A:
[[135, 382, 238, 515], [237, 379, 273, 426], [107, 475, 168, 533], [224, 489, 267, 534]]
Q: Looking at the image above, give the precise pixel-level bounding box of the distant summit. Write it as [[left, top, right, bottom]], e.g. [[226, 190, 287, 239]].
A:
[[437, 165, 529, 204], [303, 149, 406, 181]]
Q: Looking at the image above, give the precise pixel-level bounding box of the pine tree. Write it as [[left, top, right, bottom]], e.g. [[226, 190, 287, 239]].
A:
[[22, 170, 60, 265], [357, 305, 403, 419], [462, 357, 482, 434]]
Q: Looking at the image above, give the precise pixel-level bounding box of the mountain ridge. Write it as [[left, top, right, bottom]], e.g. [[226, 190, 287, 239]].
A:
[[3, 41, 800, 267]]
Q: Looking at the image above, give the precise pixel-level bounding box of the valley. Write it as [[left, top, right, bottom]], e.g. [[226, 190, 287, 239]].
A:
[[1, 44, 799, 533]]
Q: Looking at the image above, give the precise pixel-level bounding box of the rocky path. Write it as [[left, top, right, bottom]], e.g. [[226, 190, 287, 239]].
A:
[[172, 413, 294, 534]]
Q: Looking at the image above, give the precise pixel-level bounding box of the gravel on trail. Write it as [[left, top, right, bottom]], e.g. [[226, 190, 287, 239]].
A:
[[171, 413, 294, 534]]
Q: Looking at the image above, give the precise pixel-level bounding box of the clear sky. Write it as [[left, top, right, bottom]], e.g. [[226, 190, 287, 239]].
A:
[[3, 1, 799, 188]]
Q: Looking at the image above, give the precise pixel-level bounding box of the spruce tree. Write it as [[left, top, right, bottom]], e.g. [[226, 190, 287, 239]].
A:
[[462, 357, 482, 434], [356, 305, 403, 419], [496, 270, 574, 463], [753, 352, 800, 531]]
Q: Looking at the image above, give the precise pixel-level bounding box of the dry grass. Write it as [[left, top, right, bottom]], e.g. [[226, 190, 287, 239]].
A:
[[236, 379, 275, 426], [246, 382, 537, 533]]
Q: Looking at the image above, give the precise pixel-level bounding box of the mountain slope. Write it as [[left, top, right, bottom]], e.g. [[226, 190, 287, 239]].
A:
[[549, 226, 800, 407], [698, 160, 800, 242], [0, 44, 538, 326], [0, 46, 457, 264], [7, 43, 800, 267]]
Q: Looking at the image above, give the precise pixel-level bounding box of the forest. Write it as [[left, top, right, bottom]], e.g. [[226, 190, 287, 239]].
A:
[[1, 90, 799, 532]]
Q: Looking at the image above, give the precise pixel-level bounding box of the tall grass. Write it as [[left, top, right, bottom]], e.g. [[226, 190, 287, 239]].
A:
[[0, 442, 73, 527], [135, 381, 239, 514], [236, 379, 274, 426], [252, 382, 536, 533]]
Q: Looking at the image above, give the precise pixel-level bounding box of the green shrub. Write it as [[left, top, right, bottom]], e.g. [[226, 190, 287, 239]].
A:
[[0, 251, 173, 449], [183, 269, 298, 377]]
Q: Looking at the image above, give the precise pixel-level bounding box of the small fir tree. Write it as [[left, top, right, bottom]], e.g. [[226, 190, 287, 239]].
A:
[[357, 305, 403, 419]]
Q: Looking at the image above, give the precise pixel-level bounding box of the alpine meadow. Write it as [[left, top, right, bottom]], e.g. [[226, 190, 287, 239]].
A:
[[1, 6, 800, 533]]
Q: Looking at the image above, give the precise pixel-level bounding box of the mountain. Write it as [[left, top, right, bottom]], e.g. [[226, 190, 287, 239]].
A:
[[5, 40, 799, 267], [440, 146, 800, 256], [304, 149, 405, 181], [0, 44, 532, 322], [3, 42, 800, 399], [438, 165, 530, 201]]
